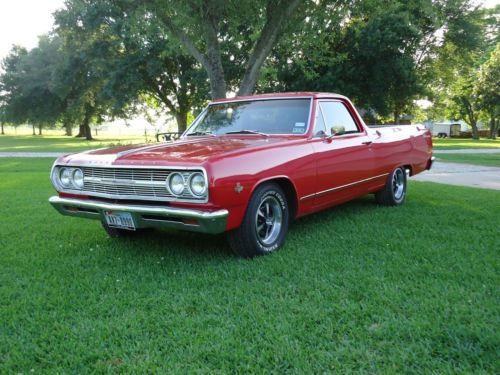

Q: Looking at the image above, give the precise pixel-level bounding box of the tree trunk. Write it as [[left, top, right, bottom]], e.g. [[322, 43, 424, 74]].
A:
[[199, 10, 227, 99], [237, 0, 302, 96], [64, 121, 72, 136], [38, 124, 42, 135], [394, 108, 400, 125], [0, 122, 4, 135], [461, 97, 479, 140], [490, 116, 497, 140], [470, 122, 479, 139], [82, 114, 92, 141], [75, 106, 93, 140], [160, 13, 226, 100], [32, 124, 36, 135], [175, 112, 188, 133]]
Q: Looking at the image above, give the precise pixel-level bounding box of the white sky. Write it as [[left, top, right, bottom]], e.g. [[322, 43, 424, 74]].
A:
[[0, 0, 498, 63], [0, 0, 65, 62]]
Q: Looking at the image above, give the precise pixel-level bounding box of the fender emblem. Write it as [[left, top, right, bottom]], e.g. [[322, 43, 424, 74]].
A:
[[235, 183, 244, 193]]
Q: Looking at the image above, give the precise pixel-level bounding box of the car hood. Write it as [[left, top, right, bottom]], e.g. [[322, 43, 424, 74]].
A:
[[57, 136, 300, 166]]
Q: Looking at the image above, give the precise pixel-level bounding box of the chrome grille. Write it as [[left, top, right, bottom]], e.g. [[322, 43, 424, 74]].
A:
[[77, 167, 205, 202]]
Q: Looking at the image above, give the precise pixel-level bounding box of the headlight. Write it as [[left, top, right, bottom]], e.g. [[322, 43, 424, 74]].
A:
[[59, 168, 72, 188], [168, 172, 185, 195], [72, 169, 84, 189], [189, 173, 207, 196]]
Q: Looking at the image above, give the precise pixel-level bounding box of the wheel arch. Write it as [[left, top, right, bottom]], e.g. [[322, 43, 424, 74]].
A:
[[402, 164, 413, 176], [250, 176, 299, 220]]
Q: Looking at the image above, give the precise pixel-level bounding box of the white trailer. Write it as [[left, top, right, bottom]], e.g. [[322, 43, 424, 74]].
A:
[[431, 122, 468, 138]]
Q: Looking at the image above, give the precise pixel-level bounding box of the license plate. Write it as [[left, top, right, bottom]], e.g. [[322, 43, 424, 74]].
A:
[[104, 211, 136, 230]]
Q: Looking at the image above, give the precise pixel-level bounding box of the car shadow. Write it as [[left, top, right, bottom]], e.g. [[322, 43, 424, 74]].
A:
[[102, 196, 379, 261]]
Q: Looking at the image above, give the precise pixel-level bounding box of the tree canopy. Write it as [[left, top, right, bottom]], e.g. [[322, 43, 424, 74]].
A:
[[0, 0, 498, 137]]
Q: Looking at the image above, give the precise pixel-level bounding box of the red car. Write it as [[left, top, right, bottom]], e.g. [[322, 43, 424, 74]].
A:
[[49, 92, 433, 257]]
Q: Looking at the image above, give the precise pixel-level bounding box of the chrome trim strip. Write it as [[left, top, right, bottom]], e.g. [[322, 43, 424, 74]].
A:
[[49, 196, 228, 234], [300, 173, 389, 201]]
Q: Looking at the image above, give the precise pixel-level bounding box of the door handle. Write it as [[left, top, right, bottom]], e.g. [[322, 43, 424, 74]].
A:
[[362, 141, 373, 145]]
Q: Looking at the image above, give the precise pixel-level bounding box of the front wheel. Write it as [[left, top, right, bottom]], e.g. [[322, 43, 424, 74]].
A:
[[375, 167, 407, 206], [227, 182, 289, 257]]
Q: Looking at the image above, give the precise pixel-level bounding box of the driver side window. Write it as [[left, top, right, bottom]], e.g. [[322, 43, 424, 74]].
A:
[[318, 101, 359, 136]]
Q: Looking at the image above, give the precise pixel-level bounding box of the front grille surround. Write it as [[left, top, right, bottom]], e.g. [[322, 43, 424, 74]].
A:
[[51, 165, 208, 203]]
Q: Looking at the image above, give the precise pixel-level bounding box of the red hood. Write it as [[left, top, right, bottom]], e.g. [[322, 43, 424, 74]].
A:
[[58, 136, 300, 166]]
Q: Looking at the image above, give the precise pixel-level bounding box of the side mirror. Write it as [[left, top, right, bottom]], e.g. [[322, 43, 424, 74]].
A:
[[330, 126, 346, 136]]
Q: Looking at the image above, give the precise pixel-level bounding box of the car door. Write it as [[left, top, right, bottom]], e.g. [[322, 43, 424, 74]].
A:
[[309, 100, 377, 208]]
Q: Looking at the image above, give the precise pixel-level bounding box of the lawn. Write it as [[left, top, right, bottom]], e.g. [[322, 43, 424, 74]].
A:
[[0, 135, 147, 153], [435, 153, 500, 167], [433, 138, 500, 150], [1, 158, 499, 373]]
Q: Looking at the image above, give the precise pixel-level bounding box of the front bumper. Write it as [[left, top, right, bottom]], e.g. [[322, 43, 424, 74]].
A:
[[49, 196, 228, 234]]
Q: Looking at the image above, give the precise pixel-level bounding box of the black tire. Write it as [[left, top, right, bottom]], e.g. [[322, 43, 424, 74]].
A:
[[375, 167, 407, 206], [227, 182, 289, 257], [101, 220, 144, 238]]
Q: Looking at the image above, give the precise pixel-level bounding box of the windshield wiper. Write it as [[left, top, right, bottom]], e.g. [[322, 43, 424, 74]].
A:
[[186, 131, 215, 137], [224, 130, 268, 136]]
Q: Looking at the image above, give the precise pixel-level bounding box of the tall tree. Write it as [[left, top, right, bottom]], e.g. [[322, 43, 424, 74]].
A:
[[55, 0, 210, 132], [428, 4, 497, 138], [0, 41, 65, 135], [150, 0, 305, 99], [475, 43, 500, 139]]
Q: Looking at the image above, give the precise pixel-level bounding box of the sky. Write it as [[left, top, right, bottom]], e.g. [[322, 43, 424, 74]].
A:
[[0, 0, 498, 62], [0, 0, 65, 62]]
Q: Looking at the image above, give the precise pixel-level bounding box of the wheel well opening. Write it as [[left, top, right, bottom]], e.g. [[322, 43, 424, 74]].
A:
[[403, 164, 413, 176], [267, 178, 298, 220]]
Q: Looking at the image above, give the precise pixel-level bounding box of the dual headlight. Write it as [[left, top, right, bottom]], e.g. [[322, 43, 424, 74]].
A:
[[167, 172, 207, 197], [56, 167, 84, 190]]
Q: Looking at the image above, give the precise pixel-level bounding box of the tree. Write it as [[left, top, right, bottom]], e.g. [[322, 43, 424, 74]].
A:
[[265, 0, 435, 123], [0, 41, 65, 135], [475, 43, 500, 139], [0, 106, 5, 135], [55, 0, 210, 132], [427, 4, 497, 138], [149, 0, 304, 99]]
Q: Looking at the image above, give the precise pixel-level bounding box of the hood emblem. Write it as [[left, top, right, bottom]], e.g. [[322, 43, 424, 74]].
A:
[[235, 183, 244, 193]]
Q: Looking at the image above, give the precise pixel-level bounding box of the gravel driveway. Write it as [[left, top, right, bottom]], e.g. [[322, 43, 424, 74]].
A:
[[411, 161, 500, 190], [0, 152, 65, 158]]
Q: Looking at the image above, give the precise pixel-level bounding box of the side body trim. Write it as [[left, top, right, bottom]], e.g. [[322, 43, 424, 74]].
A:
[[300, 173, 389, 201]]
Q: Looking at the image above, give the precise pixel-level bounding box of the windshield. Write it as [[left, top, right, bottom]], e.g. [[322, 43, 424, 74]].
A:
[[186, 99, 311, 136]]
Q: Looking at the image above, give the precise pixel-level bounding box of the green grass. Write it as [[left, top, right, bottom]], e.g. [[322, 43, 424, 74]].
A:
[[433, 138, 500, 150], [436, 153, 500, 167], [0, 135, 146, 152], [1, 158, 499, 373]]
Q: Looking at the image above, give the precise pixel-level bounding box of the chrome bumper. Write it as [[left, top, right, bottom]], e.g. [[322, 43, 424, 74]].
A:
[[426, 156, 436, 170], [49, 196, 228, 234]]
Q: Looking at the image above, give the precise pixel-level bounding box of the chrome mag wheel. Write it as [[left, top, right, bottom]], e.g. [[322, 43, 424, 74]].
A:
[[255, 195, 283, 246], [392, 168, 405, 200]]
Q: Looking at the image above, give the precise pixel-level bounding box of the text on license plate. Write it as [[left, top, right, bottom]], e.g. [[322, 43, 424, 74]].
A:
[[104, 212, 135, 230]]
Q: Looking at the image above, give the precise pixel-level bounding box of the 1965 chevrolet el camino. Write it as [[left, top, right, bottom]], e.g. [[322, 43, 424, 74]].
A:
[[49, 92, 433, 257]]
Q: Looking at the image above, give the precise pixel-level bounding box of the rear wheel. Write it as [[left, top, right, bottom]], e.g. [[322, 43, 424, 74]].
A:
[[227, 182, 289, 257], [375, 167, 407, 206]]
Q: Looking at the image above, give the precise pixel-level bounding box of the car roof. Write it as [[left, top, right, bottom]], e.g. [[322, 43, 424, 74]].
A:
[[210, 92, 348, 103]]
